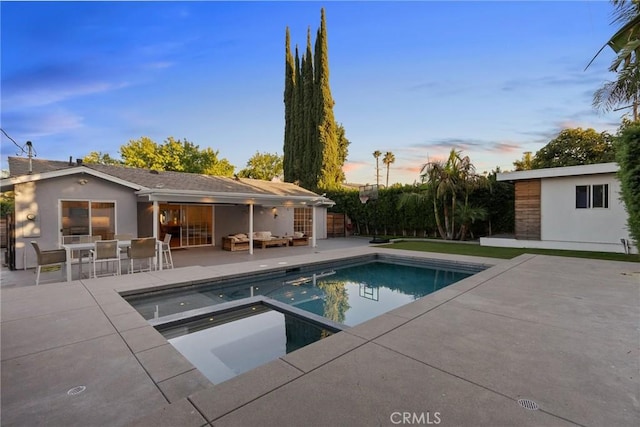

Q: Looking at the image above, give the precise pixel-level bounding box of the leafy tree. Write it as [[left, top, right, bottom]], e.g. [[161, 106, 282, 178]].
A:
[[513, 151, 534, 171], [82, 151, 121, 165], [383, 151, 395, 187], [0, 190, 14, 217], [531, 128, 616, 169], [238, 152, 284, 180], [120, 137, 234, 176], [615, 121, 640, 246], [120, 136, 161, 170]]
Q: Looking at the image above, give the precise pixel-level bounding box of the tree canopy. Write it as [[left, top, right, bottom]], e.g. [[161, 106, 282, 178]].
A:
[[119, 137, 235, 176], [238, 151, 284, 180], [82, 151, 122, 165], [531, 128, 616, 169]]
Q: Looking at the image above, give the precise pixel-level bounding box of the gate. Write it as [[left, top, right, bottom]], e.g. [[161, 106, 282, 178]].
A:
[[326, 213, 345, 238], [4, 213, 16, 270]]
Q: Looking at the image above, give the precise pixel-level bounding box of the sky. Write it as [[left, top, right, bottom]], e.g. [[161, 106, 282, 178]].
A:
[[0, 0, 626, 185]]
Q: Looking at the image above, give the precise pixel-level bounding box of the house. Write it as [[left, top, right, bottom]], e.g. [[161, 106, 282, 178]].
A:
[[480, 162, 636, 254], [0, 157, 334, 270]]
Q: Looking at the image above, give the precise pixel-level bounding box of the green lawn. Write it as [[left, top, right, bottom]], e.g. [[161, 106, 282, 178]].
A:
[[379, 240, 640, 262]]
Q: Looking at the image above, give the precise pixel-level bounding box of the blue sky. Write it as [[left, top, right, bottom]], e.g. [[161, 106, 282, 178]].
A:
[[0, 1, 625, 185]]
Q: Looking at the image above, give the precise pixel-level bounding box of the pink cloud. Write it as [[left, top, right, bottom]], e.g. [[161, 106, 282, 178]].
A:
[[342, 162, 366, 173]]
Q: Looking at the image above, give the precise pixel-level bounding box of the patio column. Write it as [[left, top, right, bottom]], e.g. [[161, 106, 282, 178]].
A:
[[249, 203, 254, 255], [152, 201, 159, 240], [152, 201, 162, 270], [312, 205, 317, 247]]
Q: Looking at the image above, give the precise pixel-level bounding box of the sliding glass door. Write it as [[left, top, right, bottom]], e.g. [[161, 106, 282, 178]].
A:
[[159, 204, 212, 247]]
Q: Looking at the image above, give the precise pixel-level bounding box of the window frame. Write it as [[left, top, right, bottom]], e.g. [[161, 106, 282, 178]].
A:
[[575, 185, 590, 209], [575, 184, 609, 210], [592, 184, 609, 209]]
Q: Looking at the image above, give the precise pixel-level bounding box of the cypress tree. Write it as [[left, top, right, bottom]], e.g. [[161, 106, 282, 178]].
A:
[[293, 46, 303, 181], [302, 28, 317, 188], [283, 27, 295, 182], [283, 8, 348, 190], [315, 8, 340, 190]]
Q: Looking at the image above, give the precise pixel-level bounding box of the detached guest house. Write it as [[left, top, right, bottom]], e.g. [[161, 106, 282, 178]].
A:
[[480, 162, 635, 254], [1, 157, 334, 270]]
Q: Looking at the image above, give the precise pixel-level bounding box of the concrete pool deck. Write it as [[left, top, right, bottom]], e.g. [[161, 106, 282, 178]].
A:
[[1, 239, 639, 426]]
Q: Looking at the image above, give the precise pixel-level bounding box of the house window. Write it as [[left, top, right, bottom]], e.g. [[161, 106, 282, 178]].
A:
[[575, 184, 608, 209], [61, 200, 115, 239], [293, 207, 313, 237], [592, 184, 609, 208], [575, 186, 590, 209]]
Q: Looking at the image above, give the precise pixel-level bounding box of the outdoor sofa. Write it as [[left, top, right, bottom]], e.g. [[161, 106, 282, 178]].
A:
[[222, 231, 290, 251]]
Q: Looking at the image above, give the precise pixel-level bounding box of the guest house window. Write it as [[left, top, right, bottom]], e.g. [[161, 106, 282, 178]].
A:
[[575, 184, 608, 209], [575, 186, 589, 209], [592, 184, 609, 208]]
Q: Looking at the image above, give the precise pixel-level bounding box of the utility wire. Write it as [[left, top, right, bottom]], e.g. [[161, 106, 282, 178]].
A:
[[1, 128, 29, 155]]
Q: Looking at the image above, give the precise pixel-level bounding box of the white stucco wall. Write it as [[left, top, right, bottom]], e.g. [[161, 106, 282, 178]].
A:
[[540, 173, 629, 244], [15, 175, 138, 270]]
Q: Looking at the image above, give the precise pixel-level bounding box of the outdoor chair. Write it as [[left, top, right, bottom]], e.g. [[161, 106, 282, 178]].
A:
[[90, 240, 121, 278], [114, 234, 134, 240], [127, 237, 157, 274], [114, 234, 134, 259], [161, 233, 174, 269], [31, 241, 67, 285]]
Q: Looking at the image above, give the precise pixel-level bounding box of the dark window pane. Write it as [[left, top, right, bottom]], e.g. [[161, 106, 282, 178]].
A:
[[592, 184, 608, 208], [575, 186, 589, 209]]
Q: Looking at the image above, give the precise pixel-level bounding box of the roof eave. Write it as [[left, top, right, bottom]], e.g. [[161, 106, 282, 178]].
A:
[[136, 188, 335, 206], [0, 166, 144, 190], [497, 163, 619, 182]]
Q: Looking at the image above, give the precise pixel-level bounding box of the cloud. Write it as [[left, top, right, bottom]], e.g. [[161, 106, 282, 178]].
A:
[[2, 108, 83, 138], [2, 63, 131, 109], [410, 137, 520, 155], [501, 72, 607, 93], [487, 142, 521, 153], [342, 161, 367, 173]]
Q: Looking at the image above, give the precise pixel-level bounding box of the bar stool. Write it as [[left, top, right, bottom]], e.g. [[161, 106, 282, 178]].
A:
[[162, 233, 174, 269]]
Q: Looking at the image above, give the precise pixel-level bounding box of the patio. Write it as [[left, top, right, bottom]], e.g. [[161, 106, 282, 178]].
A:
[[1, 237, 638, 426]]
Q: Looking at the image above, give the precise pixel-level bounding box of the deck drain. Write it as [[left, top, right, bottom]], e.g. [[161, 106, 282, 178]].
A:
[[517, 398, 539, 410], [67, 386, 86, 396]]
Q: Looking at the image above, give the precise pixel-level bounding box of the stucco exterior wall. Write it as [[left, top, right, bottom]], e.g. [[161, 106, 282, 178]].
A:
[[15, 175, 138, 270], [540, 173, 629, 244]]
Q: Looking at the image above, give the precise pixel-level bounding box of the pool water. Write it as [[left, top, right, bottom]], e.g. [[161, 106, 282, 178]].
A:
[[158, 304, 334, 384], [127, 259, 475, 327]]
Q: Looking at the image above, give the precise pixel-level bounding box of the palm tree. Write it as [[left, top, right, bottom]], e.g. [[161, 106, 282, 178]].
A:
[[372, 150, 381, 186], [591, 0, 640, 119], [382, 151, 395, 187]]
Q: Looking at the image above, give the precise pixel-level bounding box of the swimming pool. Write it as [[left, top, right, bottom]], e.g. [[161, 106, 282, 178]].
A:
[[125, 255, 483, 327], [124, 254, 485, 384], [156, 302, 338, 384]]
